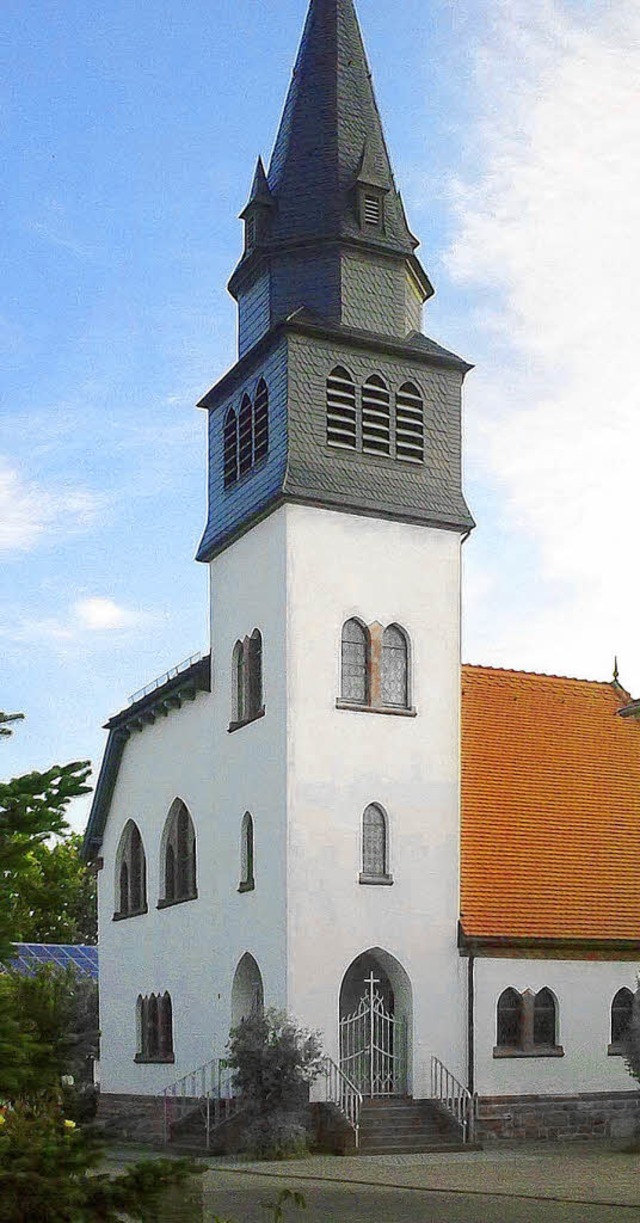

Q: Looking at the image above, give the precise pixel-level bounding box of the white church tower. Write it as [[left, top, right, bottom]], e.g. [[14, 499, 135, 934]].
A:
[[85, 0, 475, 1121]]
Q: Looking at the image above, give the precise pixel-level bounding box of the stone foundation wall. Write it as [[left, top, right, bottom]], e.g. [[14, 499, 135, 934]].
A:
[[97, 1093, 165, 1144], [476, 1091, 640, 1143]]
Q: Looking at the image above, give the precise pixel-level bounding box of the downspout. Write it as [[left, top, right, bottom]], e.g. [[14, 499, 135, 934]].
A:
[[467, 952, 475, 1096]]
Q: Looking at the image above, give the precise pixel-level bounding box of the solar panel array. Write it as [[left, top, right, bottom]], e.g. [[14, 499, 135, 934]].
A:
[[4, 944, 99, 980]]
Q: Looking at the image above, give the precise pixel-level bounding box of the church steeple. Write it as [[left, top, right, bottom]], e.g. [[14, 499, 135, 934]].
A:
[[229, 0, 433, 352]]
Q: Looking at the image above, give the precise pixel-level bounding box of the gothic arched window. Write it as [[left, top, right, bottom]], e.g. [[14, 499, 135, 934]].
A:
[[136, 992, 174, 1063], [396, 382, 424, 463], [160, 800, 197, 907], [610, 988, 634, 1051], [254, 379, 269, 463], [381, 624, 409, 708], [361, 803, 391, 882], [239, 393, 254, 476], [533, 988, 557, 1048], [239, 812, 255, 892], [223, 407, 239, 489], [496, 988, 523, 1049], [114, 821, 147, 919], [362, 374, 390, 456], [327, 366, 357, 449], [231, 631, 264, 729], [341, 619, 370, 705]]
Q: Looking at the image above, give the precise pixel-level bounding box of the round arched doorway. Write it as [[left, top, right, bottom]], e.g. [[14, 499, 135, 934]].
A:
[[339, 948, 412, 1097], [230, 953, 264, 1029]]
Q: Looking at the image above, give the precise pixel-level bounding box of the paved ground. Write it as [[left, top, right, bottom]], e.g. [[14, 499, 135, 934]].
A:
[[108, 1143, 640, 1222]]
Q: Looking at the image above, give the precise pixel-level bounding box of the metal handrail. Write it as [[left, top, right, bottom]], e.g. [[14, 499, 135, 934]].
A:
[[430, 1055, 474, 1143], [320, 1056, 363, 1149], [129, 652, 203, 705], [163, 1056, 237, 1148]]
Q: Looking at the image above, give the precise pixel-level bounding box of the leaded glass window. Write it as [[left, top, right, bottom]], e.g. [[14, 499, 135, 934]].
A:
[[496, 988, 523, 1048], [341, 619, 369, 704], [115, 821, 147, 917], [611, 989, 634, 1046], [533, 988, 556, 1047], [161, 800, 196, 904], [381, 625, 409, 707], [362, 804, 387, 877]]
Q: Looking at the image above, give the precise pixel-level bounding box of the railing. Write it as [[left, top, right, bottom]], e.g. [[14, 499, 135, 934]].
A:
[[163, 1057, 238, 1149], [319, 1056, 363, 1149], [430, 1056, 475, 1144], [129, 653, 203, 705]]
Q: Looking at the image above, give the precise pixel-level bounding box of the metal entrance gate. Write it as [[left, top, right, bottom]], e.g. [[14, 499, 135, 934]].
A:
[[339, 971, 407, 1097]]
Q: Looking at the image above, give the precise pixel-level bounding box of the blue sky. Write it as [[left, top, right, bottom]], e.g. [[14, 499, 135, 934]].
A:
[[2, 0, 639, 829]]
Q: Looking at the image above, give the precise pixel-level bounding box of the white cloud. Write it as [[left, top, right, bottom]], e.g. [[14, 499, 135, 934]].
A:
[[449, 0, 640, 689], [0, 598, 148, 647], [0, 458, 100, 554], [73, 597, 139, 632]]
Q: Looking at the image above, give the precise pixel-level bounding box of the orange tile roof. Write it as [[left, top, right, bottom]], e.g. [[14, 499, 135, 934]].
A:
[[461, 666, 640, 942]]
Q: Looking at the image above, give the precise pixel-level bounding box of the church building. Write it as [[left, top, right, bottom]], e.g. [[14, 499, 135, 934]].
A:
[[83, 0, 640, 1148]]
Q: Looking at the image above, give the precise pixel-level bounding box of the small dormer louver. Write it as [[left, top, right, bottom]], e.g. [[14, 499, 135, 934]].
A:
[[245, 215, 256, 251], [395, 382, 424, 463], [362, 376, 390, 455], [327, 367, 357, 449], [364, 194, 382, 228]]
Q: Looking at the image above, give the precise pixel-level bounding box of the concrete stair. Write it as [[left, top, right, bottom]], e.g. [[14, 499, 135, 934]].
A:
[[358, 1097, 472, 1155]]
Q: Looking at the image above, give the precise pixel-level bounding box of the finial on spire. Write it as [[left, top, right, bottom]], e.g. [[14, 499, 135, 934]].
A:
[[613, 656, 621, 687]]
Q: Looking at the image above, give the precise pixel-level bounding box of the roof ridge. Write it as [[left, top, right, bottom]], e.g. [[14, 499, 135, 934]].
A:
[[462, 662, 624, 688]]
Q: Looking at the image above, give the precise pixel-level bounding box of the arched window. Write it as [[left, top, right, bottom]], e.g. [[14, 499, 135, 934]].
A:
[[361, 804, 389, 881], [223, 407, 239, 488], [533, 988, 557, 1048], [496, 988, 523, 1048], [362, 374, 390, 456], [611, 988, 634, 1049], [231, 631, 264, 729], [114, 821, 147, 919], [160, 992, 174, 1060], [381, 624, 409, 708], [341, 619, 370, 705], [248, 629, 263, 717], [327, 366, 357, 449], [254, 379, 269, 463], [239, 812, 255, 892], [233, 639, 246, 723], [160, 800, 197, 906], [396, 382, 424, 463], [136, 992, 174, 1062], [238, 393, 253, 476]]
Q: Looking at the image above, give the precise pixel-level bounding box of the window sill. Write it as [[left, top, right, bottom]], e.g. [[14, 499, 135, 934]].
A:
[[336, 700, 417, 718], [113, 906, 148, 922], [608, 1044, 627, 1057], [157, 893, 198, 910], [238, 880, 255, 894], [493, 1046, 565, 1059], [359, 873, 394, 887], [134, 1054, 175, 1065], [228, 708, 266, 734]]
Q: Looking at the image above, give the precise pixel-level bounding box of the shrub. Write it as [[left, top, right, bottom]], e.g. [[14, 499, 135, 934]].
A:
[[239, 1110, 310, 1161]]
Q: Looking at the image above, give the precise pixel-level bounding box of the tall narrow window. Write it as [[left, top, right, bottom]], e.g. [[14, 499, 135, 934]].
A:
[[136, 993, 174, 1063], [361, 804, 389, 881], [240, 812, 255, 892], [223, 408, 238, 488], [496, 989, 523, 1049], [327, 366, 357, 449], [238, 394, 253, 476], [165, 845, 176, 903], [533, 988, 557, 1048], [160, 800, 197, 906], [362, 375, 390, 456], [147, 994, 160, 1060], [115, 822, 147, 919], [160, 993, 174, 1060], [254, 379, 269, 463], [395, 382, 424, 463], [381, 625, 409, 708], [231, 631, 265, 729], [119, 861, 129, 915], [248, 629, 263, 718], [610, 988, 634, 1050], [233, 640, 246, 723], [341, 619, 370, 705]]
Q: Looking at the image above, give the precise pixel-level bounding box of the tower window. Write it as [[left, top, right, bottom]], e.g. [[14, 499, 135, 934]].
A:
[[360, 803, 392, 884], [362, 375, 390, 456], [338, 620, 414, 715], [254, 379, 269, 463], [396, 382, 424, 463], [223, 408, 239, 488], [327, 366, 357, 449], [341, 619, 370, 705], [223, 380, 270, 490], [239, 394, 254, 476], [381, 625, 409, 708], [230, 629, 265, 731], [363, 195, 382, 228], [159, 799, 197, 908]]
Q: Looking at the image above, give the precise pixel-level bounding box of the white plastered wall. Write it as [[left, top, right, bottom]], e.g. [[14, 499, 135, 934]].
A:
[[475, 958, 639, 1096]]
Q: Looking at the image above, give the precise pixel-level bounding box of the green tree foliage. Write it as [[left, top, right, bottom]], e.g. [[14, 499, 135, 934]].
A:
[[0, 712, 24, 740], [7, 833, 97, 946], [4, 966, 99, 1095], [623, 987, 640, 1086]]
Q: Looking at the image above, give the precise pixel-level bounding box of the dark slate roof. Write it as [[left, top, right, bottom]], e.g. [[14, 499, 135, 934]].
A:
[[82, 653, 211, 862], [4, 944, 98, 980], [263, 0, 416, 256]]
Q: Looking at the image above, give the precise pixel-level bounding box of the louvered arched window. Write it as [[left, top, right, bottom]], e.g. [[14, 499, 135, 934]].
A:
[[533, 988, 557, 1047], [362, 374, 390, 456], [381, 624, 409, 708], [611, 988, 634, 1049], [115, 821, 147, 919], [239, 393, 254, 476], [341, 619, 370, 705], [396, 382, 424, 463], [160, 800, 197, 906], [496, 988, 523, 1048], [361, 803, 389, 881], [327, 366, 357, 449], [223, 408, 239, 488], [254, 379, 269, 463], [239, 812, 255, 892]]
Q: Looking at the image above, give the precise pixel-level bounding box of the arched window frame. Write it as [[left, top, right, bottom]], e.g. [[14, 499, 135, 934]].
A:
[[327, 366, 357, 450], [158, 800, 197, 908], [135, 992, 175, 1063], [238, 393, 254, 477], [114, 821, 148, 920], [359, 803, 393, 886], [340, 618, 370, 706], [230, 630, 265, 732], [493, 986, 563, 1058], [239, 812, 255, 893], [380, 623, 410, 709], [362, 373, 391, 457], [337, 620, 415, 716], [223, 407, 239, 489], [395, 381, 425, 463], [254, 378, 269, 463], [609, 988, 634, 1054], [496, 988, 524, 1049]]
